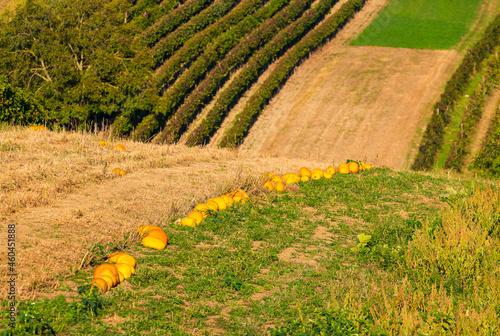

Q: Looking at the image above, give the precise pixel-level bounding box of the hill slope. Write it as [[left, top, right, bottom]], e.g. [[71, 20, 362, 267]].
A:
[[2, 127, 498, 335]]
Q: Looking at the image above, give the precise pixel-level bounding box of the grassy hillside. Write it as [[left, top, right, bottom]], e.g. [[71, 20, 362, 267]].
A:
[[1, 128, 498, 334], [351, 0, 483, 49]]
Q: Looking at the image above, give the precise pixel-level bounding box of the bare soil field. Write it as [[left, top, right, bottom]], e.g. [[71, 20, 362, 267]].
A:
[[0, 127, 328, 299], [240, 0, 461, 170]]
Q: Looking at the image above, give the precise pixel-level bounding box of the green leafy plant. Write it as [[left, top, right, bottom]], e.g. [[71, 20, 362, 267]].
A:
[[350, 233, 371, 252], [0, 76, 48, 126]]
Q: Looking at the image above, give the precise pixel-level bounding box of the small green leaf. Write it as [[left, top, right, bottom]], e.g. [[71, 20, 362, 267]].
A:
[[357, 233, 371, 244]]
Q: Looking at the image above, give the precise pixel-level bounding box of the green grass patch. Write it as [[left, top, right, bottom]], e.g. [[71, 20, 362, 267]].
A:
[[2, 169, 496, 335], [351, 0, 483, 49]]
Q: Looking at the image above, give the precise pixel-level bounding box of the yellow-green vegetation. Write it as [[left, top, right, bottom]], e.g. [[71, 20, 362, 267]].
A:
[[351, 0, 483, 49], [2, 165, 498, 334]]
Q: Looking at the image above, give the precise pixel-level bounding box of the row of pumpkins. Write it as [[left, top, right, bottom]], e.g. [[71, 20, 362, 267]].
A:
[[177, 161, 371, 226], [87, 134, 372, 292], [91, 224, 170, 292]]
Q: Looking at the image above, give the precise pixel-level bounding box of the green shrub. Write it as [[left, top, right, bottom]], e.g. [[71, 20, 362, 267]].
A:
[[0, 76, 48, 125]]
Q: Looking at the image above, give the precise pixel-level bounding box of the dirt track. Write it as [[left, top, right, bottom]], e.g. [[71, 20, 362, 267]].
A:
[[239, 0, 461, 170]]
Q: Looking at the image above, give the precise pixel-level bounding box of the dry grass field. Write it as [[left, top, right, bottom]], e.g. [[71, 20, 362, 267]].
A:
[[0, 125, 329, 300]]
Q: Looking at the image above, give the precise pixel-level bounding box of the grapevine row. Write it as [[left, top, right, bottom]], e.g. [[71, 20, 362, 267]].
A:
[[411, 13, 500, 171], [131, 0, 291, 141], [471, 98, 500, 175], [219, 0, 367, 148], [155, 0, 315, 144], [111, 0, 264, 136], [445, 57, 500, 172], [186, 0, 341, 146], [152, 0, 239, 68], [141, 0, 214, 48], [154, 0, 266, 86], [131, 0, 181, 31]]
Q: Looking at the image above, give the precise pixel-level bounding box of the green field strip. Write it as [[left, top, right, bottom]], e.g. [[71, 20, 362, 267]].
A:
[[351, 0, 483, 49]]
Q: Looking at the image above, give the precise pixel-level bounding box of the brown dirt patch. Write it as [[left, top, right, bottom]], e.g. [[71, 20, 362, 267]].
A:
[[101, 314, 128, 326], [0, 0, 21, 14], [250, 289, 272, 301], [278, 247, 318, 267], [240, 0, 461, 170], [313, 225, 335, 242]]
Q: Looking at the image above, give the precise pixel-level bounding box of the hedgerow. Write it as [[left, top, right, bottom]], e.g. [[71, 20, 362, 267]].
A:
[[219, 0, 367, 148], [131, 0, 290, 141], [471, 102, 500, 175], [187, 0, 342, 146], [130, 0, 180, 31], [411, 13, 500, 171], [155, 0, 315, 144]]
